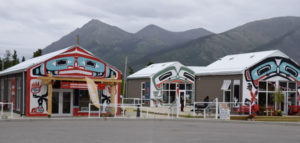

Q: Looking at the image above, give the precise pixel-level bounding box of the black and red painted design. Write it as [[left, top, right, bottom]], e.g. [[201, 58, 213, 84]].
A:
[[244, 56, 300, 113]]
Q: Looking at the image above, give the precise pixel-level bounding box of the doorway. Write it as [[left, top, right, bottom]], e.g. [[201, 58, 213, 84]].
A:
[[179, 90, 186, 106], [52, 89, 73, 116]]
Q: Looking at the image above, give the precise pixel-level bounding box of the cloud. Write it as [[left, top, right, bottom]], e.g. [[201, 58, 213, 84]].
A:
[[0, 0, 299, 59]]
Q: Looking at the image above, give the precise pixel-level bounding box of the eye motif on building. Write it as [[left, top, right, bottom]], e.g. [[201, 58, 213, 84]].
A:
[[245, 57, 300, 88], [151, 66, 194, 106], [31, 56, 119, 79], [152, 66, 195, 90], [244, 57, 300, 109], [32, 56, 105, 77]]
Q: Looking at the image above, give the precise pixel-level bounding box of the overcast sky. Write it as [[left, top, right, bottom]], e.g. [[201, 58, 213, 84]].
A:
[[0, 0, 300, 60]]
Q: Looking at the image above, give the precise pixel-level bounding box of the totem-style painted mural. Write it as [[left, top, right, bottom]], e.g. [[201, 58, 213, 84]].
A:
[[30, 79, 48, 114], [150, 64, 195, 106], [243, 56, 300, 111], [26, 46, 121, 116]]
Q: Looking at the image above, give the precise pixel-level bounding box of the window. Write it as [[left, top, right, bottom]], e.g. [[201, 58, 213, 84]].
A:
[[185, 84, 193, 105], [225, 91, 231, 102], [78, 90, 101, 111], [141, 82, 146, 100], [233, 80, 240, 103], [258, 81, 266, 91], [222, 80, 231, 102], [258, 81, 276, 110], [288, 82, 296, 91], [16, 78, 22, 111], [162, 83, 177, 104]]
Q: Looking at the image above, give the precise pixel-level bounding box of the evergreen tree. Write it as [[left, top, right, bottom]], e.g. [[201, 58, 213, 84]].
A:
[[4, 50, 12, 69], [22, 56, 26, 62], [0, 58, 2, 71], [128, 66, 134, 75], [147, 61, 154, 66], [12, 50, 19, 66], [33, 49, 42, 58]]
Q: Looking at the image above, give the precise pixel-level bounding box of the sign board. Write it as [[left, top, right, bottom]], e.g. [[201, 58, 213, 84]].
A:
[[61, 82, 105, 89], [219, 103, 230, 120]]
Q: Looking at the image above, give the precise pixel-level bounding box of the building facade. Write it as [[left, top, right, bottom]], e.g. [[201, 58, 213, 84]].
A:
[[0, 46, 121, 117], [127, 62, 195, 107], [193, 50, 300, 115]]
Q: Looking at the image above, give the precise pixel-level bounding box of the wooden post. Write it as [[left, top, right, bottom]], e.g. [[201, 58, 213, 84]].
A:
[[47, 73, 53, 117], [47, 83, 53, 117], [110, 75, 116, 115]]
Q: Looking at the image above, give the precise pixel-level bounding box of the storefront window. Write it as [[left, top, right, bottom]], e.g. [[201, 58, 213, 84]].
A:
[[78, 90, 101, 111], [179, 84, 185, 90], [268, 82, 276, 91], [258, 81, 266, 91], [288, 82, 296, 91], [162, 83, 177, 104], [279, 81, 287, 91]]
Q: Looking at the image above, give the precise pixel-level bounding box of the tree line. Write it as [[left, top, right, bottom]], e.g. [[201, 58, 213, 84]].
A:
[[0, 49, 42, 71]]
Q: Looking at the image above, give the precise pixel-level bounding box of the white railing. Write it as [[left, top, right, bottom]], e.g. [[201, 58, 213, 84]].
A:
[[193, 98, 219, 119], [88, 103, 153, 119], [87, 99, 252, 120], [0, 102, 14, 119], [220, 102, 252, 115], [121, 98, 141, 105]]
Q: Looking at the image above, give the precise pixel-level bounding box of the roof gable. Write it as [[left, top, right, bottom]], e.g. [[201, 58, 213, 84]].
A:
[[0, 45, 121, 76], [195, 50, 289, 76], [127, 62, 179, 79]]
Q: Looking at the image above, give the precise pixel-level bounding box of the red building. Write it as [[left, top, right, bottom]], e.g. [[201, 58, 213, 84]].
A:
[[0, 45, 122, 117]]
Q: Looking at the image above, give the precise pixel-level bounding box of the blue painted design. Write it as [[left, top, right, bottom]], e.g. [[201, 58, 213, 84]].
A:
[[77, 57, 105, 72], [280, 62, 300, 81], [46, 57, 75, 71], [250, 61, 277, 80], [40, 64, 44, 75]]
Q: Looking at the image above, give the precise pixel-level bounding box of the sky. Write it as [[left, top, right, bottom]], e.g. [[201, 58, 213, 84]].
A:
[[0, 0, 300, 60]]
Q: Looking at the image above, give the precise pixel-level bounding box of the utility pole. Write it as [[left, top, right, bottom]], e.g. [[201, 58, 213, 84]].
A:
[[76, 35, 80, 45], [123, 56, 128, 98]]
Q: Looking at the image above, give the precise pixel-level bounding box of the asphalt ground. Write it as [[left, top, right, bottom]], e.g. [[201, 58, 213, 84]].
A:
[[0, 119, 299, 143]]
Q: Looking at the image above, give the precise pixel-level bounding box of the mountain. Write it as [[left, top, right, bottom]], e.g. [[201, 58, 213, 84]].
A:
[[133, 16, 300, 69], [43, 19, 213, 70]]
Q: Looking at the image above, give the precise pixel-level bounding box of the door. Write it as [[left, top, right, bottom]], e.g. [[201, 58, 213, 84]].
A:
[[52, 89, 73, 116], [179, 91, 186, 106]]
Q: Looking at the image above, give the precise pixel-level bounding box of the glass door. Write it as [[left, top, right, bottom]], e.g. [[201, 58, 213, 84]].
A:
[[52, 92, 60, 114], [52, 90, 73, 116]]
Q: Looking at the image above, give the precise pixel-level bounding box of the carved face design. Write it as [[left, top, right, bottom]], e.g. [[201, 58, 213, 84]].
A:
[[46, 56, 105, 77], [152, 66, 194, 90], [32, 56, 105, 77], [245, 57, 300, 88]]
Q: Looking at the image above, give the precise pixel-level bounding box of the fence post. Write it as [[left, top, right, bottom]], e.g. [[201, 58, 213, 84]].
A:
[[193, 103, 196, 116], [1, 103, 3, 116], [146, 108, 149, 118], [204, 109, 206, 119], [88, 103, 91, 118], [215, 98, 218, 119], [98, 104, 101, 118], [122, 106, 125, 117], [11, 103, 13, 119]]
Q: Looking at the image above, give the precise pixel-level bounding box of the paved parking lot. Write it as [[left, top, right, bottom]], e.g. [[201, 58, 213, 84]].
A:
[[0, 119, 299, 143]]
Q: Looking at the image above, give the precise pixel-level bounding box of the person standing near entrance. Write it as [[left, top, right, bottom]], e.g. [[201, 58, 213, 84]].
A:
[[180, 95, 184, 112]]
